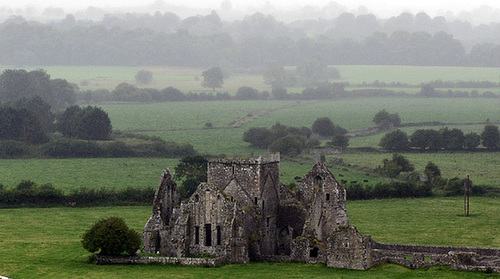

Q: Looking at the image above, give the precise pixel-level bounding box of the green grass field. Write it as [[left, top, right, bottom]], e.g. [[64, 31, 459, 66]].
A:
[[5, 65, 500, 94], [0, 197, 498, 278]]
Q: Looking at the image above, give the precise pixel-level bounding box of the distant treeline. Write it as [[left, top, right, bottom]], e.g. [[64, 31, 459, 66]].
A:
[[0, 180, 155, 207], [78, 82, 347, 103], [0, 135, 196, 159], [78, 82, 500, 104], [4, 13, 500, 67], [2, 177, 498, 208]]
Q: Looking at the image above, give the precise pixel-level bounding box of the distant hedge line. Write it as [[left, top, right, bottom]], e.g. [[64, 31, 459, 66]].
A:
[[0, 137, 196, 159], [0, 181, 155, 208], [2, 179, 498, 208], [344, 180, 499, 200]]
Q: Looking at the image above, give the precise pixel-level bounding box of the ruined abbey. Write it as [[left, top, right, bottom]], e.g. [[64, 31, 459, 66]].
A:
[[139, 154, 500, 272]]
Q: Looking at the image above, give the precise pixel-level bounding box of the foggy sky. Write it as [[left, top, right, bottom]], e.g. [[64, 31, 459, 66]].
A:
[[1, 0, 500, 24]]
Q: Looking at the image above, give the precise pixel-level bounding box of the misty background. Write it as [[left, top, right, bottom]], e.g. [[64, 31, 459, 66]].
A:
[[2, 1, 500, 67]]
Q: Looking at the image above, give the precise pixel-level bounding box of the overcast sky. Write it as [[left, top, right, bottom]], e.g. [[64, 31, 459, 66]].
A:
[[1, 0, 500, 19]]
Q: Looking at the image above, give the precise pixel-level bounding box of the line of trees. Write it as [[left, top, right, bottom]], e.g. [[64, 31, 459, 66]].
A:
[[5, 16, 500, 68], [0, 180, 155, 207], [379, 125, 500, 151]]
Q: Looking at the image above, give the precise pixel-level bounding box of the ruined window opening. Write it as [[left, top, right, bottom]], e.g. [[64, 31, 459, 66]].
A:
[[262, 200, 265, 212], [232, 165, 235, 174], [266, 217, 270, 228], [424, 256, 431, 262], [231, 196, 234, 202], [194, 226, 199, 245], [254, 197, 258, 205], [326, 193, 330, 201], [406, 255, 412, 261], [310, 247, 319, 258], [315, 176, 323, 187], [216, 226, 221, 245], [217, 194, 221, 200], [194, 194, 199, 202], [205, 224, 212, 246]]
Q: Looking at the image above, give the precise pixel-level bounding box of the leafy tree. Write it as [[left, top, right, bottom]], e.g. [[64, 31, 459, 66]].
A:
[[263, 65, 296, 88], [391, 153, 415, 172], [463, 132, 481, 150], [379, 129, 410, 151], [328, 134, 349, 149], [410, 129, 443, 151], [424, 161, 441, 180], [440, 127, 464, 150], [201, 67, 223, 91], [79, 106, 112, 140], [243, 127, 273, 148], [174, 155, 208, 198], [135, 69, 153, 85], [379, 154, 414, 178], [235, 86, 259, 100], [81, 217, 141, 256], [372, 109, 401, 128], [0, 106, 48, 144], [0, 69, 75, 110], [311, 117, 346, 137], [56, 106, 112, 140], [268, 135, 304, 156], [481, 124, 500, 150], [13, 96, 55, 132]]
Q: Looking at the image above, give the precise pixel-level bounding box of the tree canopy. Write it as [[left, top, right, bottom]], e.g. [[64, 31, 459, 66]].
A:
[[201, 67, 224, 91], [81, 217, 141, 256], [481, 124, 500, 150], [56, 106, 112, 140]]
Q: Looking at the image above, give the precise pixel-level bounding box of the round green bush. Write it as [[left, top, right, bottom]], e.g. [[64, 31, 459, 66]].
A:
[[82, 217, 141, 256]]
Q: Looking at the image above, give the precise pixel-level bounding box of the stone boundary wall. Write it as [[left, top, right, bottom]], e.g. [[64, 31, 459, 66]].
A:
[[371, 241, 500, 272], [95, 255, 224, 267]]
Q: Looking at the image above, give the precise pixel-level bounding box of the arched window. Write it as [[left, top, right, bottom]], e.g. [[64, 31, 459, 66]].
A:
[[315, 176, 323, 187]]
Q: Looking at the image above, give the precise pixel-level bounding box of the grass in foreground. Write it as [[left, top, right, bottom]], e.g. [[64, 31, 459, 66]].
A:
[[0, 197, 498, 278]]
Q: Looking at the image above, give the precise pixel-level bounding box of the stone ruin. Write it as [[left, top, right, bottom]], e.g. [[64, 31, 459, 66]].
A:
[[142, 154, 500, 272]]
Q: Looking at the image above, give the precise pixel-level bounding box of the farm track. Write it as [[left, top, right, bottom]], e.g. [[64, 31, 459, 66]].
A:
[[121, 101, 317, 133]]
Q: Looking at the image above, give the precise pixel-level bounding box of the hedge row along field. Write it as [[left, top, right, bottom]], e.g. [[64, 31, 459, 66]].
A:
[[0, 197, 498, 278]]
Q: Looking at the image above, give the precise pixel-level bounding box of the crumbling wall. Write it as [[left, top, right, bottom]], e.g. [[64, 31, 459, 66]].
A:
[[143, 168, 180, 253], [371, 242, 500, 272], [326, 226, 373, 270], [297, 162, 349, 242]]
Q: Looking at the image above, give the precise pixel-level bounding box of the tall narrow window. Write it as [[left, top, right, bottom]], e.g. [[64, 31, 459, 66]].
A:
[[262, 200, 265, 212], [254, 197, 258, 205], [205, 224, 212, 246], [326, 193, 330, 201], [315, 176, 323, 187], [216, 225, 221, 245], [194, 226, 199, 245]]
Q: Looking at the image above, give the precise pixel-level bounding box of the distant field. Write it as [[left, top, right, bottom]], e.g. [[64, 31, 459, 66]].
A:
[[4, 65, 500, 93], [0, 197, 497, 278]]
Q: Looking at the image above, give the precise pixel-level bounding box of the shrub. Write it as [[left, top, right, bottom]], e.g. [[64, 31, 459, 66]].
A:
[[42, 138, 104, 158], [0, 140, 28, 158], [82, 217, 141, 256]]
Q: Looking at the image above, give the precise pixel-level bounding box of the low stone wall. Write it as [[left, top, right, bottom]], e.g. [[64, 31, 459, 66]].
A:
[[371, 241, 500, 272], [95, 255, 224, 267]]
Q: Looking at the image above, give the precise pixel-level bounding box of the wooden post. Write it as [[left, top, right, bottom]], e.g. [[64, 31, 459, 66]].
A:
[[467, 175, 470, 216], [464, 175, 470, 216]]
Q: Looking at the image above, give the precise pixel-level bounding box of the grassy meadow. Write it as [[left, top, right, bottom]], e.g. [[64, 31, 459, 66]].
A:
[[0, 197, 498, 278], [5, 65, 500, 93]]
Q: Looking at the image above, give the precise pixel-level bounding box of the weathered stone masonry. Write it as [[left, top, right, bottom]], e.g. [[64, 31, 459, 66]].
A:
[[140, 154, 500, 272]]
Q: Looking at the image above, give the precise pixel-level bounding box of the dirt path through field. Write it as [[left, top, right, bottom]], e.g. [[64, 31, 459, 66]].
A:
[[227, 101, 315, 128]]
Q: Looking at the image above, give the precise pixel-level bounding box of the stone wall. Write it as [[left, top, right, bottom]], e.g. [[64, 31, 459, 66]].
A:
[[95, 255, 224, 267], [371, 241, 500, 272]]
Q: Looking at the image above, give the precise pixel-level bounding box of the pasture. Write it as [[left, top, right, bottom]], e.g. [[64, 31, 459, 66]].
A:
[[5, 65, 500, 94], [0, 197, 498, 278]]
